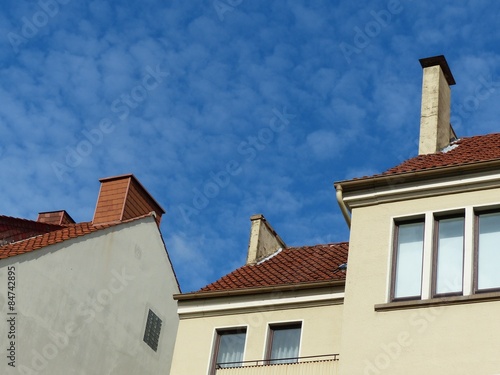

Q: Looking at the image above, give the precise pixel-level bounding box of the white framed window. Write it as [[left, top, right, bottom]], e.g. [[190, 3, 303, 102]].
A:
[[389, 205, 500, 302], [391, 219, 425, 300], [475, 210, 500, 292], [433, 215, 465, 296]]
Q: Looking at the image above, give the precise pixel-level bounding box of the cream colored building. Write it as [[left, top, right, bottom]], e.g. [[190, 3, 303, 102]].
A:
[[336, 55, 500, 375], [170, 215, 346, 375], [172, 55, 500, 375]]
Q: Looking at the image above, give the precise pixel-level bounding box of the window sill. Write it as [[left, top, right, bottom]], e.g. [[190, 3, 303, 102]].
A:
[[375, 291, 500, 311]]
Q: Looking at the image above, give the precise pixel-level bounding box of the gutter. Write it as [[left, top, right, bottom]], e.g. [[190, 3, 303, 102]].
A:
[[335, 158, 500, 193], [335, 184, 351, 229], [173, 280, 345, 301]]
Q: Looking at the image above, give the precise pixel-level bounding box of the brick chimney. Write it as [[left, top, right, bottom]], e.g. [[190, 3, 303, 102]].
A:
[[418, 55, 457, 155], [246, 214, 286, 265], [92, 174, 165, 226], [37, 210, 75, 225]]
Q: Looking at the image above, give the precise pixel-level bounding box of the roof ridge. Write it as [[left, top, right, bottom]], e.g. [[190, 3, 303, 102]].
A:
[[0, 215, 66, 246], [0, 222, 92, 250], [341, 132, 500, 182], [86, 212, 156, 227], [0, 214, 64, 228], [0, 213, 156, 260], [286, 241, 349, 250]]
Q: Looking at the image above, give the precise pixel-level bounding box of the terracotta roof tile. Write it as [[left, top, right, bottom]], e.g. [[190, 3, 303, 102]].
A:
[[0, 213, 153, 260], [199, 242, 348, 292], [382, 133, 500, 176], [0, 215, 64, 245]]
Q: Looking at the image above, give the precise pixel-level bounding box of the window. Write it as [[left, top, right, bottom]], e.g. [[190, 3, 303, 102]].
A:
[[266, 323, 302, 364], [433, 215, 465, 296], [210, 328, 247, 374], [476, 211, 500, 292], [387, 207, 500, 305], [143, 309, 162, 352], [392, 220, 425, 300]]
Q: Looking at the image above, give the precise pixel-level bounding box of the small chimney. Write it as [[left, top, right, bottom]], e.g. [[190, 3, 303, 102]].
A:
[[418, 55, 457, 155], [37, 210, 75, 225], [92, 174, 165, 226], [246, 214, 286, 265]]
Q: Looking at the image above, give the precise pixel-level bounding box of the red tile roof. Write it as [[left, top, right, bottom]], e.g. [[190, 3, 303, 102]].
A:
[[382, 133, 500, 176], [0, 215, 63, 245], [0, 214, 153, 260], [199, 242, 348, 292]]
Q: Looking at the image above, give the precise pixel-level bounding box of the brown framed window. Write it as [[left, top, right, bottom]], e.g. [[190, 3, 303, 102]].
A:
[[266, 323, 302, 365], [209, 328, 246, 374], [432, 215, 465, 297], [475, 211, 500, 292], [391, 219, 425, 301]]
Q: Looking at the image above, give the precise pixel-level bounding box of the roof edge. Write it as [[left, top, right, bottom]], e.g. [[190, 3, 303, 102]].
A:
[[0, 213, 158, 260], [335, 158, 500, 193], [174, 280, 345, 301]]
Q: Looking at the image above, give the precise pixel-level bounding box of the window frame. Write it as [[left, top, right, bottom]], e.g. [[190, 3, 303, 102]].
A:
[[390, 218, 426, 302], [383, 205, 500, 310], [431, 213, 465, 298], [209, 327, 247, 375], [474, 209, 500, 294], [265, 322, 302, 365]]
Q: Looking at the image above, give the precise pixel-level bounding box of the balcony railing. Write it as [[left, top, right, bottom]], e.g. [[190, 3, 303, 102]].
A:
[[216, 354, 339, 375]]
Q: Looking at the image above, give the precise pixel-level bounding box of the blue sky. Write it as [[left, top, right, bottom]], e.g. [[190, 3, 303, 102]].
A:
[[1, 0, 500, 292]]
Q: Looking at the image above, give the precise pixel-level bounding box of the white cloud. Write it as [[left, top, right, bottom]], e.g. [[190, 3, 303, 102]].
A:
[[306, 130, 342, 160]]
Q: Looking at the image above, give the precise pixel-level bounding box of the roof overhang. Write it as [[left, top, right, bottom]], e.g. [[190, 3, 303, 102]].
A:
[[175, 280, 346, 318], [335, 159, 500, 210], [174, 279, 345, 301]]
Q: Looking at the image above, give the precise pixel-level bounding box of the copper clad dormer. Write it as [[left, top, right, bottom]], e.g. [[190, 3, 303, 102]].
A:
[[92, 174, 165, 226]]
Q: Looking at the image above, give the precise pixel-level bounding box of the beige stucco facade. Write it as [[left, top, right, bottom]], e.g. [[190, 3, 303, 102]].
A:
[[338, 170, 500, 375], [171, 55, 498, 375], [170, 285, 344, 375]]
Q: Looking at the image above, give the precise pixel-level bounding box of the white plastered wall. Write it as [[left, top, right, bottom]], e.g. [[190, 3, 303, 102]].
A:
[[0, 217, 179, 375]]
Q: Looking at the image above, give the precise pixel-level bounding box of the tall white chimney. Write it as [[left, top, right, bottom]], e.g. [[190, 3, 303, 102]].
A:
[[418, 55, 456, 155]]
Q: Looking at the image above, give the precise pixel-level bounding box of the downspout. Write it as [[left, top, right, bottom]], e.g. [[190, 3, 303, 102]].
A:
[[335, 184, 351, 229]]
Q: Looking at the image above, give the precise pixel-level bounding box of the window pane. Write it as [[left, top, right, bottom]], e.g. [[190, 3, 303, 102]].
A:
[[216, 331, 246, 368], [478, 212, 500, 290], [394, 222, 424, 299], [436, 217, 464, 294], [270, 326, 301, 364]]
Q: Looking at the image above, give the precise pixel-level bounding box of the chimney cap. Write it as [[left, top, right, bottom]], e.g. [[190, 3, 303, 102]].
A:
[[419, 55, 456, 86], [250, 214, 265, 221]]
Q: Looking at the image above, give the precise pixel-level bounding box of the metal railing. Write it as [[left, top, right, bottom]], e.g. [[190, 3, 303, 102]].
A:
[[216, 353, 339, 369]]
